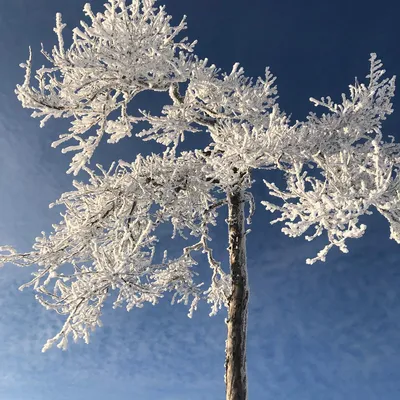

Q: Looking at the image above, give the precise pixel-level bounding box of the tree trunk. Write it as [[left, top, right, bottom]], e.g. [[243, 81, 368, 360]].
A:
[[225, 188, 249, 400]]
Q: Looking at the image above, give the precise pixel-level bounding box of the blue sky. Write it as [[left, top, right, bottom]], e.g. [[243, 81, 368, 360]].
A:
[[1, 0, 400, 399]]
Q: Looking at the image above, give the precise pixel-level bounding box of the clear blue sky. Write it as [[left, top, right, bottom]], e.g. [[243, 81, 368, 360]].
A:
[[1, 1, 400, 399]]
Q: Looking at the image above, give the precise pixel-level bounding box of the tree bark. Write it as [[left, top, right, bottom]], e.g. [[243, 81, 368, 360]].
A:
[[225, 188, 249, 400]]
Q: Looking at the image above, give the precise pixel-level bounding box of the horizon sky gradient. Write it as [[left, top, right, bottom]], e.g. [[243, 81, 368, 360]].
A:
[[1, 1, 400, 399]]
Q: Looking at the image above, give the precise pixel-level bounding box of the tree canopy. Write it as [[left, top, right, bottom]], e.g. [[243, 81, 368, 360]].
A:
[[1, 0, 399, 357]]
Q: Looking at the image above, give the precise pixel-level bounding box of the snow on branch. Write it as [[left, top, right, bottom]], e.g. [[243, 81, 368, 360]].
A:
[[7, 0, 400, 354], [136, 61, 283, 151], [16, 0, 196, 175], [0, 150, 230, 350], [262, 55, 399, 263]]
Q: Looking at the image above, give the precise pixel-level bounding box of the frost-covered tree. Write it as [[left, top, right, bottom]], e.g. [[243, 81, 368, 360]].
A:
[[1, 1, 399, 399]]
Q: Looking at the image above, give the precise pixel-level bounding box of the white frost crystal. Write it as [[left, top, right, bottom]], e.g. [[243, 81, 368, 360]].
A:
[[2, 1, 398, 350]]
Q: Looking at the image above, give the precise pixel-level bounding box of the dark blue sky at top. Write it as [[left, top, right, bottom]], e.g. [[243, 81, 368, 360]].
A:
[[0, 1, 400, 399]]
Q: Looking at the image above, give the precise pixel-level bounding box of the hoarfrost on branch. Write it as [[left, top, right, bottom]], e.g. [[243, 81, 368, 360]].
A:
[[2, 0, 399, 350]]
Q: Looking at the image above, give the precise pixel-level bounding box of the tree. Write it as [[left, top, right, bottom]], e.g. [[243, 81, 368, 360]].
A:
[[1, 1, 399, 399]]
